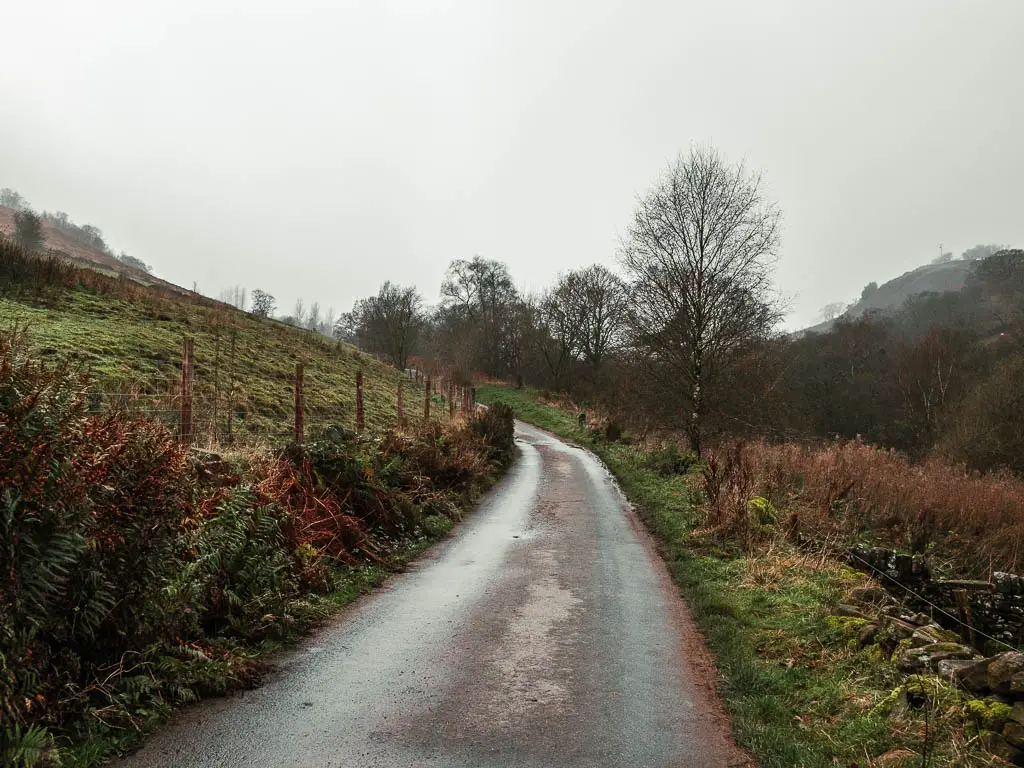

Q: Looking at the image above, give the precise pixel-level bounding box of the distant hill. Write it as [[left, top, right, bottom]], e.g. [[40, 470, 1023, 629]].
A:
[[850, 260, 972, 314], [0, 205, 189, 296], [802, 258, 977, 335]]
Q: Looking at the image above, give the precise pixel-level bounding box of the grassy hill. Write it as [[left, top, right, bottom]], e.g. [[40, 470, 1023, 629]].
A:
[[0, 242, 429, 445]]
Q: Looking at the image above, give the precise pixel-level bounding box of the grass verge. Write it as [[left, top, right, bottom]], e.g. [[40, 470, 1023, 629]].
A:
[[477, 384, 996, 767]]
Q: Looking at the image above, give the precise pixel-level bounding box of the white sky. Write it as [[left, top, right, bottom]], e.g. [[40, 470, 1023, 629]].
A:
[[2, 0, 1022, 328]]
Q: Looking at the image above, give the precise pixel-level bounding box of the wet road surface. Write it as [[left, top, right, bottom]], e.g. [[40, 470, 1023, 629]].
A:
[[120, 422, 742, 767]]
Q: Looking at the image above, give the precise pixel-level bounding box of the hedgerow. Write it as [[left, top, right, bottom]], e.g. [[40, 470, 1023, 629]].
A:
[[0, 331, 514, 766]]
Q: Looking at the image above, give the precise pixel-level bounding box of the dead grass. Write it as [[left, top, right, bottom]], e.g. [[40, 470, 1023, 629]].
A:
[[739, 540, 852, 592], [701, 438, 1024, 577]]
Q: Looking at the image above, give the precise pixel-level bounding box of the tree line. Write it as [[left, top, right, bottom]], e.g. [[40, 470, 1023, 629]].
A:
[[249, 146, 783, 457], [13, 142, 1000, 474], [292, 144, 1020, 474]]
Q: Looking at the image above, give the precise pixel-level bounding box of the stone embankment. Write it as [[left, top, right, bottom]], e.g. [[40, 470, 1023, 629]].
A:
[[849, 546, 1024, 646], [833, 562, 1024, 764]]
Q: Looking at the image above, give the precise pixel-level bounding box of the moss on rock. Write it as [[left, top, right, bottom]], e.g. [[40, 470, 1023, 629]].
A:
[[967, 699, 1013, 732]]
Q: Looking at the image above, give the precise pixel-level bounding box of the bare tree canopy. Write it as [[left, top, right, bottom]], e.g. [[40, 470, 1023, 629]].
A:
[[349, 282, 425, 370], [818, 301, 846, 323], [439, 256, 521, 378], [217, 285, 247, 311], [117, 253, 151, 273], [13, 209, 45, 252], [0, 188, 28, 210], [572, 265, 628, 370], [621, 145, 783, 454], [535, 279, 584, 387], [533, 265, 628, 387], [292, 297, 307, 328]]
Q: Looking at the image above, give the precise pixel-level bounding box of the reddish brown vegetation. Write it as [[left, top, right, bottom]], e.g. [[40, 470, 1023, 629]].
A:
[[700, 439, 1024, 576]]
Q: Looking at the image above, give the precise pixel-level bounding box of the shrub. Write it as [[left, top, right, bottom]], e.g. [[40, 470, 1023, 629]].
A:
[[604, 420, 624, 443], [643, 444, 698, 476], [748, 496, 778, 526], [171, 489, 298, 640], [0, 330, 191, 750], [470, 403, 515, 465], [421, 514, 453, 539]]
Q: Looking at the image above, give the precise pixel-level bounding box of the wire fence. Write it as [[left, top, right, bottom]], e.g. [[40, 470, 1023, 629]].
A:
[[83, 337, 477, 450]]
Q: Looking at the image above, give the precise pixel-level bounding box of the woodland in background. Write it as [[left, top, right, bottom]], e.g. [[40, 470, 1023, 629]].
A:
[[326, 148, 1023, 475], [6, 151, 1024, 473]]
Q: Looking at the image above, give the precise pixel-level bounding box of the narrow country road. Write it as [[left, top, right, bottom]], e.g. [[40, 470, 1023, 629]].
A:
[[120, 422, 742, 767]]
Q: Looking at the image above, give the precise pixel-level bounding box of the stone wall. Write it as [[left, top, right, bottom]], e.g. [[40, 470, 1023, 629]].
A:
[[849, 546, 1024, 649]]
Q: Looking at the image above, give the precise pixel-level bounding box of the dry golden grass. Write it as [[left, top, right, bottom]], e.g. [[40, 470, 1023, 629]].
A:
[[739, 540, 854, 592], [703, 439, 1024, 576]]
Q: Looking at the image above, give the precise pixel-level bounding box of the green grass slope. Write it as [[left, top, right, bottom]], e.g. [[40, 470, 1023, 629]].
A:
[[0, 285, 426, 444]]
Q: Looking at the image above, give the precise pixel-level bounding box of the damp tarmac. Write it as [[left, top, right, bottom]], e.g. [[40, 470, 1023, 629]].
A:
[[118, 422, 743, 768]]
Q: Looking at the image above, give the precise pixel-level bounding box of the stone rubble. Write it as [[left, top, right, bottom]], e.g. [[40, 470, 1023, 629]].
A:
[[839, 581, 1024, 765]]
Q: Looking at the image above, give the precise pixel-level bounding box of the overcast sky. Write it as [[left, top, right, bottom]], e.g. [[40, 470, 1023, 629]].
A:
[[2, 0, 1022, 328]]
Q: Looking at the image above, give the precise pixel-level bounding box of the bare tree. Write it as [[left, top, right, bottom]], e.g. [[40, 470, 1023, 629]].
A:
[[0, 188, 27, 210], [308, 301, 322, 332], [13, 209, 44, 252], [439, 256, 521, 378], [818, 301, 846, 323], [333, 310, 358, 343], [79, 224, 107, 252], [292, 297, 307, 328], [117, 252, 151, 273], [573, 265, 628, 370], [620, 146, 783, 455], [536, 278, 585, 387], [961, 244, 1005, 262], [350, 282, 425, 369], [895, 328, 969, 450], [251, 289, 276, 318], [217, 285, 247, 310]]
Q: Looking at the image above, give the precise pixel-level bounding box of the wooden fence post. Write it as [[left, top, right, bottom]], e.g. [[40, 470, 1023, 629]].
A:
[[180, 336, 194, 444], [397, 379, 405, 424], [953, 589, 975, 647], [424, 375, 431, 420], [226, 326, 236, 444], [448, 380, 455, 419], [212, 322, 220, 444], [294, 362, 305, 445], [356, 370, 365, 433]]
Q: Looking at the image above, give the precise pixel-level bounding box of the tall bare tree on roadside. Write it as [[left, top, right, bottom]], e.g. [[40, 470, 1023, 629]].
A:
[[620, 146, 783, 455]]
